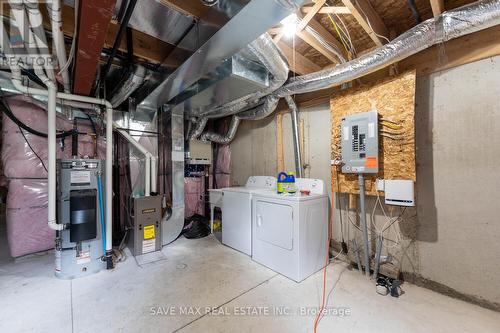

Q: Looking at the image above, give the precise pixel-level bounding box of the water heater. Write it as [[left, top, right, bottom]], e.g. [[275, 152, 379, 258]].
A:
[[55, 159, 106, 279]]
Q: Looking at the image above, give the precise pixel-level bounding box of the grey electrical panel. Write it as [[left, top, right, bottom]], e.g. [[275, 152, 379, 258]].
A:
[[128, 196, 162, 256], [341, 110, 379, 174]]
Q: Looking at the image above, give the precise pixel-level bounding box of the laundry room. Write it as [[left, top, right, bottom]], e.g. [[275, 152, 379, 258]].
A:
[[0, 1, 500, 332]]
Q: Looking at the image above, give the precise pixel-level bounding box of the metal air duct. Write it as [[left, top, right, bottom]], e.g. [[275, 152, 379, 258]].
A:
[[275, 0, 500, 97]]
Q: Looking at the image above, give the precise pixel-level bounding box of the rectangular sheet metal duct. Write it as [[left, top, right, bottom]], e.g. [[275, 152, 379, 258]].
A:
[[177, 54, 269, 116], [137, 0, 308, 117]]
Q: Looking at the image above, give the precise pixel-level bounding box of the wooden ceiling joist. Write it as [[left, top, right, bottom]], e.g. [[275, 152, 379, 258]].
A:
[[73, 0, 117, 95], [306, 17, 349, 60], [277, 41, 321, 75], [301, 6, 351, 15], [274, 0, 327, 44], [429, 0, 445, 17], [296, 0, 327, 32], [341, 0, 389, 46], [296, 30, 339, 63]]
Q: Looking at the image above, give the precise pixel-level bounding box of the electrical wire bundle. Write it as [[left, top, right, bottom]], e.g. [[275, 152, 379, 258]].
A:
[[326, 1, 357, 59]]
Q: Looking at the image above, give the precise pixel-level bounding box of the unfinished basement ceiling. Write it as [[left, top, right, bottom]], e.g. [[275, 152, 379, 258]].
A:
[[276, 0, 479, 68], [50, 0, 481, 109]]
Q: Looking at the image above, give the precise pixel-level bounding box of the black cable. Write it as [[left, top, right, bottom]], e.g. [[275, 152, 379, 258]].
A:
[[96, 0, 137, 93], [407, 0, 422, 24], [0, 99, 75, 138], [74, 115, 97, 135], [18, 126, 48, 172]]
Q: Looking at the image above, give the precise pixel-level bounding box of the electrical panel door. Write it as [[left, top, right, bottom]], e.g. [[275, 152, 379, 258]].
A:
[[341, 110, 379, 174]]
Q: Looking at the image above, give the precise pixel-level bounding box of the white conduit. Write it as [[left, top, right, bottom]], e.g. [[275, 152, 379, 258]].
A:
[[8, 0, 51, 84], [116, 129, 157, 196], [23, 0, 56, 82], [46, 0, 71, 93]]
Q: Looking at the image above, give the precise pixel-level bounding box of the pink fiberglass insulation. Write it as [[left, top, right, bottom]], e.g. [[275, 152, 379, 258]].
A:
[[215, 174, 230, 188], [2, 95, 105, 257], [215, 144, 231, 174], [214, 143, 231, 188], [185, 177, 204, 217], [6, 179, 54, 257], [2, 95, 105, 179]]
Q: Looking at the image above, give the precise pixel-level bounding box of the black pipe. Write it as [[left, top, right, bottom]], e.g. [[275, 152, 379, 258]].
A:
[[96, 0, 137, 93], [72, 118, 78, 156], [116, 0, 129, 22], [407, 0, 422, 24], [71, 116, 97, 157], [0, 99, 75, 138]]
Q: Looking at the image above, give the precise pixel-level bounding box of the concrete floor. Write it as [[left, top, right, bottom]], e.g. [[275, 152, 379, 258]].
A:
[[1, 235, 499, 333]]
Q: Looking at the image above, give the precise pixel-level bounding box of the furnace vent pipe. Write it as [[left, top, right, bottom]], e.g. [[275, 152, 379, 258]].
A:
[[116, 129, 154, 196]]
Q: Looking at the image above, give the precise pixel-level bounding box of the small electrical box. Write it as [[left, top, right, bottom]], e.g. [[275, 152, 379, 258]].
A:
[[128, 196, 162, 256], [384, 180, 415, 207], [341, 110, 379, 174], [186, 139, 212, 165]]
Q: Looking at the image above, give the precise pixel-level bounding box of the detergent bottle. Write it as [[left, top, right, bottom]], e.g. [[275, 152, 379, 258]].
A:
[[277, 172, 296, 194]]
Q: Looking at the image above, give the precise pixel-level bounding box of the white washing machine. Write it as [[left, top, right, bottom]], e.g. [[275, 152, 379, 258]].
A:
[[221, 176, 276, 255], [251, 178, 328, 282]]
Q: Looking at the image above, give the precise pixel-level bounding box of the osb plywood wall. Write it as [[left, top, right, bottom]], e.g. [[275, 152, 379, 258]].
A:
[[331, 70, 416, 195]]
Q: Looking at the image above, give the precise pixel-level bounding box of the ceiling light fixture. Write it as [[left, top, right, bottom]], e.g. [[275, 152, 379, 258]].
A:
[[281, 14, 299, 37]]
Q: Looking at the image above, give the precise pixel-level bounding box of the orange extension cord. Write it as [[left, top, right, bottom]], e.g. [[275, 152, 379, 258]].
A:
[[313, 189, 334, 332]]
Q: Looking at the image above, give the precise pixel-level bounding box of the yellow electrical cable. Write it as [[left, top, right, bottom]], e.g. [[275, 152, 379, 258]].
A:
[[327, 13, 352, 60], [381, 121, 403, 130]]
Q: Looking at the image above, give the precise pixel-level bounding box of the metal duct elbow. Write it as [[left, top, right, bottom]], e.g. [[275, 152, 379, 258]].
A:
[[110, 65, 147, 108], [276, 0, 500, 97], [200, 116, 241, 144], [188, 117, 208, 140]]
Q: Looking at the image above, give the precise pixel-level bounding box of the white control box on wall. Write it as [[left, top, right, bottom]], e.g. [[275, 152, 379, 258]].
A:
[[384, 180, 415, 207]]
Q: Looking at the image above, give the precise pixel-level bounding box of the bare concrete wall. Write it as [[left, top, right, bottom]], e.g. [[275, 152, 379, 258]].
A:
[[230, 55, 500, 307]]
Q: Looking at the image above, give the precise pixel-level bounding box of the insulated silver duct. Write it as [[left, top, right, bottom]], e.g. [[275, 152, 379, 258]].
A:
[[276, 0, 500, 97], [197, 95, 279, 143], [200, 116, 241, 144], [110, 65, 147, 108], [188, 117, 208, 140], [236, 95, 279, 120]]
